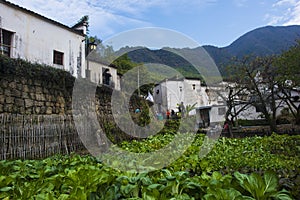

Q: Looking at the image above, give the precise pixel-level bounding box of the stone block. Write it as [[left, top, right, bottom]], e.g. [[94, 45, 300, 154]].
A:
[[35, 107, 41, 114], [25, 107, 32, 115], [29, 93, 36, 100], [11, 89, 21, 97], [5, 96, 14, 104], [35, 86, 43, 94], [8, 81, 17, 89], [23, 85, 30, 93], [43, 88, 49, 94], [57, 96, 65, 104], [34, 81, 41, 86], [18, 106, 25, 113], [4, 89, 11, 96], [25, 99, 34, 108], [0, 95, 5, 104], [36, 94, 46, 101], [40, 106, 47, 114], [16, 83, 23, 91], [4, 104, 13, 112], [15, 98, 24, 106], [46, 107, 52, 114], [22, 92, 29, 99], [1, 80, 8, 87]]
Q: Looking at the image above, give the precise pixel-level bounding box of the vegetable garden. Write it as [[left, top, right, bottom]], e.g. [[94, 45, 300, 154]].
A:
[[1, 132, 299, 199]]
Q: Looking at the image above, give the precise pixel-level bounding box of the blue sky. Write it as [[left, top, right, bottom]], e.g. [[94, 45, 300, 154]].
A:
[[8, 0, 300, 47]]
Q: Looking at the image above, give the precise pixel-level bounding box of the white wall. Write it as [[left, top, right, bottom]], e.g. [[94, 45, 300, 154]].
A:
[[236, 100, 300, 121], [0, 2, 85, 77], [210, 105, 226, 123], [154, 78, 211, 114], [88, 61, 120, 90]]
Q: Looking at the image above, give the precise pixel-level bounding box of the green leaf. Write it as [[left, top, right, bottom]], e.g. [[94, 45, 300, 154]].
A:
[[0, 187, 12, 192], [263, 171, 278, 194], [271, 189, 293, 200], [147, 184, 163, 190], [58, 194, 70, 200], [204, 188, 245, 200]]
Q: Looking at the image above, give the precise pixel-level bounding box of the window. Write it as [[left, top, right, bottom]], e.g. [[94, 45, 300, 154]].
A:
[[192, 84, 196, 90], [0, 29, 13, 57], [217, 96, 224, 103], [255, 104, 263, 113], [93, 72, 97, 83], [218, 107, 226, 115], [102, 68, 111, 85], [53, 50, 64, 65]]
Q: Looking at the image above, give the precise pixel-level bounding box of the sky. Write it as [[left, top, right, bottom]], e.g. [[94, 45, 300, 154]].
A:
[[7, 0, 300, 48]]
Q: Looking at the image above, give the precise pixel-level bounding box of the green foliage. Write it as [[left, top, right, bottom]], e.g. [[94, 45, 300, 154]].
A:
[[185, 103, 197, 117], [234, 171, 292, 200], [0, 134, 299, 199], [237, 119, 269, 126], [112, 54, 139, 75], [0, 54, 74, 91], [276, 40, 300, 86]]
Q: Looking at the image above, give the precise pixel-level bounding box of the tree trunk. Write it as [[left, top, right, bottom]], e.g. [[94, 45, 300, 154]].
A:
[[269, 118, 277, 133], [296, 105, 300, 125], [265, 114, 277, 133]]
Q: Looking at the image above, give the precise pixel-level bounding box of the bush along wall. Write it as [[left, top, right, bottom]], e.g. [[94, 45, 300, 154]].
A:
[[0, 55, 74, 115]]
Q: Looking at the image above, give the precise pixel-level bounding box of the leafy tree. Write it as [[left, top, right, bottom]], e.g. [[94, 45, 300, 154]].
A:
[[228, 56, 281, 132], [185, 103, 197, 117], [275, 41, 300, 124], [224, 84, 250, 137], [112, 54, 138, 75]]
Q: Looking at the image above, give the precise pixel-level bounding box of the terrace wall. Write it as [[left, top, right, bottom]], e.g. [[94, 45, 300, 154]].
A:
[[0, 55, 141, 159]]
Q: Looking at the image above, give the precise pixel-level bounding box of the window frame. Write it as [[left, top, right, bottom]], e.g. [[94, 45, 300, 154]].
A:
[[0, 29, 13, 57], [53, 50, 64, 65]]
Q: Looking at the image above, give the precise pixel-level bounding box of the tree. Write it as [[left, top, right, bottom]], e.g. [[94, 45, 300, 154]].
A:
[[185, 103, 197, 117], [229, 56, 281, 132], [224, 84, 250, 137], [276, 41, 300, 124], [112, 54, 137, 75]]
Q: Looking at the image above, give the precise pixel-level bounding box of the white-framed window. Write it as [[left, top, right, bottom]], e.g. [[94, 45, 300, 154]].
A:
[[0, 29, 13, 57], [53, 50, 64, 65]]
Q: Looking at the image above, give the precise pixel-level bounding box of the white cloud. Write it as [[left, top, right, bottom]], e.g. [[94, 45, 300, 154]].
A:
[[266, 0, 300, 25], [283, 1, 300, 25], [273, 0, 297, 7], [233, 0, 248, 7], [6, 0, 219, 40], [7, 0, 156, 38]]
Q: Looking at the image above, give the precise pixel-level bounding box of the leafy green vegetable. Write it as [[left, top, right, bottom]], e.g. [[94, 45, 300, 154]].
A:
[[0, 134, 298, 199]]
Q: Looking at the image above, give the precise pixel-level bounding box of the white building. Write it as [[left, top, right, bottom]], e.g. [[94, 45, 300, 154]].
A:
[[154, 77, 227, 124], [87, 59, 121, 90], [0, 0, 86, 77], [197, 82, 227, 125], [235, 87, 300, 121], [154, 77, 205, 113]]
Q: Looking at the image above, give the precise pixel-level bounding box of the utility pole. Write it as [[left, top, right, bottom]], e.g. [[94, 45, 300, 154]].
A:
[[0, 17, 3, 55], [137, 66, 140, 97]]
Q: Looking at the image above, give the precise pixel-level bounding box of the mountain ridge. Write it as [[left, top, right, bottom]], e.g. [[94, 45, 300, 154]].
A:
[[119, 25, 300, 77]]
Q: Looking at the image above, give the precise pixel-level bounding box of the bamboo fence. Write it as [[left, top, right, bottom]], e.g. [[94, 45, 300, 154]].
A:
[[0, 114, 85, 160]]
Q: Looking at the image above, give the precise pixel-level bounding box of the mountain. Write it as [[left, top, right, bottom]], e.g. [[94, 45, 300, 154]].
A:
[[224, 25, 300, 57], [119, 25, 300, 77]]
